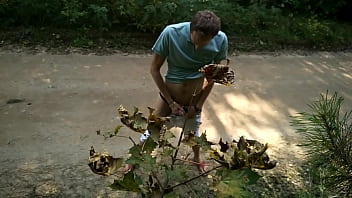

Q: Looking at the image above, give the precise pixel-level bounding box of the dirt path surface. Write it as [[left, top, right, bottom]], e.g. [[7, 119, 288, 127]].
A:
[[0, 50, 351, 197]]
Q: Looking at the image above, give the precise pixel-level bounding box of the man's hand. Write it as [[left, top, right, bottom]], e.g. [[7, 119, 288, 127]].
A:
[[186, 105, 201, 119], [201, 64, 219, 80], [169, 102, 185, 116]]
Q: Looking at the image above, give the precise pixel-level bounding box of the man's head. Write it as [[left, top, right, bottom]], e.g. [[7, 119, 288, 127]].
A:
[[190, 10, 221, 50]]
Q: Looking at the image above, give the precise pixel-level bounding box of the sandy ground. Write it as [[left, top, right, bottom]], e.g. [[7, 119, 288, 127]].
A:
[[0, 50, 351, 197]]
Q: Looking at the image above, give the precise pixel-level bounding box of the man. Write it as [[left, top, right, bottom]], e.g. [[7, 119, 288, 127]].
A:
[[149, 10, 228, 172]]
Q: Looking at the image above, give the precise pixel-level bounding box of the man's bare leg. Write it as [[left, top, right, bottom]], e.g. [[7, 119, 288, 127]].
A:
[[154, 97, 171, 117], [192, 145, 205, 173], [156, 93, 205, 173]]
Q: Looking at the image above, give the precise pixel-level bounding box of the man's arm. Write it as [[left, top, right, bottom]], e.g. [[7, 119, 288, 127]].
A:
[[195, 60, 227, 109], [195, 79, 214, 110], [150, 53, 171, 103], [150, 53, 185, 115]]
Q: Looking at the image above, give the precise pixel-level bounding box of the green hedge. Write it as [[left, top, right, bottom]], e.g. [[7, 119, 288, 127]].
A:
[[1, 0, 351, 45]]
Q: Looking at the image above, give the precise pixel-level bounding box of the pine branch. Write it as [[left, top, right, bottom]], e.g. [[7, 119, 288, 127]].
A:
[[291, 91, 352, 195]]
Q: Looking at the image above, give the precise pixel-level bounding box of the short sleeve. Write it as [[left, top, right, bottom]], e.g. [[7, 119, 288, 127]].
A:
[[151, 26, 170, 57], [214, 33, 228, 63]]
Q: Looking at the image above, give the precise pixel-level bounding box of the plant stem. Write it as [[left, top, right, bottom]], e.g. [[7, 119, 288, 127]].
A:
[[115, 135, 137, 146], [166, 165, 222, 191], [151, 170, 164, 190], [171, 87, 199, 167], [176, 158, 210, 166]]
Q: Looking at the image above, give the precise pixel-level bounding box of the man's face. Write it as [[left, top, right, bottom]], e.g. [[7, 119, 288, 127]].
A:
[[190, 31, 213, 50]]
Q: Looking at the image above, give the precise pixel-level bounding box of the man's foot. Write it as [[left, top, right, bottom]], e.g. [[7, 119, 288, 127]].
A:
[[195, 161, 206, 174], [192, 145, 205, 174]]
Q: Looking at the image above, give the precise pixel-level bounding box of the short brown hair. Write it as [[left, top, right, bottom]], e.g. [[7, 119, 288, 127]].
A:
[[190, 10, 221, 37]]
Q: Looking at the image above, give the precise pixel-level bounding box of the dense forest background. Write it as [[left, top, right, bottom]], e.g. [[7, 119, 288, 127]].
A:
[[1, 0, 351, 51]]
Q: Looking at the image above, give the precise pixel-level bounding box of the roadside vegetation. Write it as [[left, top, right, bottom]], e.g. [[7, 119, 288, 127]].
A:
[[0, 0, 351, 53], [291, 92, 352, 197]]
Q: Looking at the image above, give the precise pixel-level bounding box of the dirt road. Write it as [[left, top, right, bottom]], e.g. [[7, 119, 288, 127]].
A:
[[0, 50, 351, 197]]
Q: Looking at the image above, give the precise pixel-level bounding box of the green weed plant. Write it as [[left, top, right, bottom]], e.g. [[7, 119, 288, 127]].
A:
[[89, 105, 276, 197]]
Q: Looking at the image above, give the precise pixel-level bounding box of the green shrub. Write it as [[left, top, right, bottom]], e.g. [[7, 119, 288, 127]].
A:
[[61, 0, 87, 26], [263, 0, 350, 20], [89, 105, 277, 197], [0, 0, 63, 27], [0, 0, 351, 48]]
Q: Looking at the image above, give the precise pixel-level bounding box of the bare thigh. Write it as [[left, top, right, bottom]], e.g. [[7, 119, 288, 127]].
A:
[[153, 96, 171, 117], [153, 78, 204, 116]]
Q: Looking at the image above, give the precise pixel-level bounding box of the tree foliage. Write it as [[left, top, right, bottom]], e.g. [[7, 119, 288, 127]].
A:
[[1, 0, 351, 37], [1, 0, 352, 49], [291, 91, 352, 196]]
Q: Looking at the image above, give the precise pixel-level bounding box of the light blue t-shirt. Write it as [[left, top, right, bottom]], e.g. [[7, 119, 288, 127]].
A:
[[152, 22, 228, 83]]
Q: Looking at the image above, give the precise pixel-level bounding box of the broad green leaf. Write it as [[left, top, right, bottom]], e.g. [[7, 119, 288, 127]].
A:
[[110, 171, 141, 192], [133, 112, 148, 132], [125, 156, 142, 167], [166, 166, 189, 181], [133, 106, 139, 115], [139, 154, 156, 172], [129, 144, 141, 156], [142, 137, 158, 154], [195, 132, 212, 150], [216, 168, 260, 185], [126, 142, 156, 172], [126, 145, 143, 166], [164, 129, 175, 140], [149, 124, 162, 140], [164, 191, 180, 198], [214, 168, 257, 198], [162, 147, 173, 156], [215, 180, 244, 198], [237, 168, 261, 185]]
